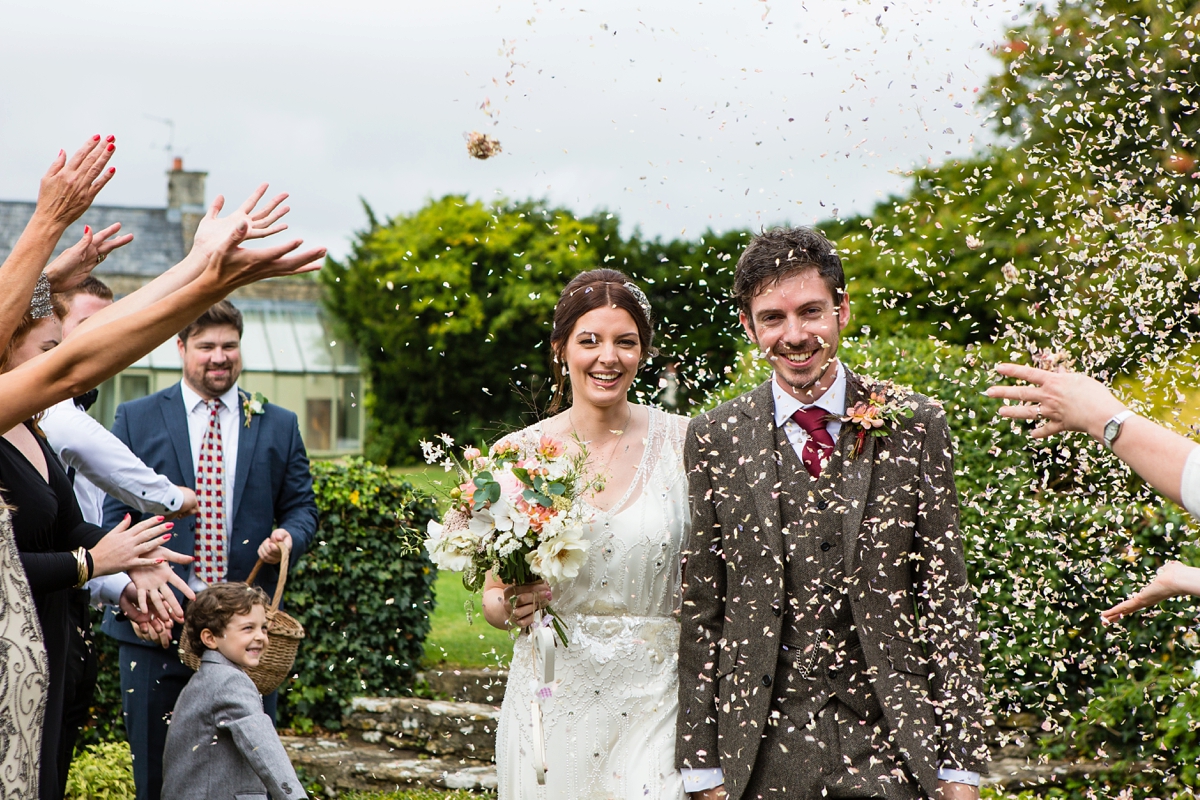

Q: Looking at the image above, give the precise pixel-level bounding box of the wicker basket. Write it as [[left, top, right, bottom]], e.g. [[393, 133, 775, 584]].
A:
[[179, 546, 305, 695]]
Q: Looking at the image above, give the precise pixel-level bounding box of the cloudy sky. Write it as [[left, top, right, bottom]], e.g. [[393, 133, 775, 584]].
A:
[[1, 0, 1022, 259]]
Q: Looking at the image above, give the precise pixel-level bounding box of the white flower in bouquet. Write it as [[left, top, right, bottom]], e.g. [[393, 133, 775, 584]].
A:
[[426, 508, 477, 573], [527, 525, 591, 583]]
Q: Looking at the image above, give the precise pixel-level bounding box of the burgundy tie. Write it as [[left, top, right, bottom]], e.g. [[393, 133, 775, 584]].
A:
[[790, 407, 836, 478]]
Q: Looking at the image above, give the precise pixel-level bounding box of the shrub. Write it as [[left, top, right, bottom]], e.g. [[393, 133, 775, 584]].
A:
[[280, 458, 438, 730], [65, 740, 135, 800]]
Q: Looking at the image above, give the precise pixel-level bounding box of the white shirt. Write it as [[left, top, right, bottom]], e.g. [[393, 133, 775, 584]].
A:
[[41, 398, 184, 606], [180, 380, 241, 592], [680, 362, 978, 792], [772, 361, 847, 462]]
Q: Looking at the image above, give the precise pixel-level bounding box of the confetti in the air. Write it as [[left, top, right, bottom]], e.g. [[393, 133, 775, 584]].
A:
[[465, 131, 503, 160]]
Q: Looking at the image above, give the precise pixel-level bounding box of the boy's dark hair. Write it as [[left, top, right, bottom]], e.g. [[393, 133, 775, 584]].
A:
[[732, 226, 845, 318], [179, 300, 243, 344], [184, 582, 270, 655], [55, 275, 114, 304]]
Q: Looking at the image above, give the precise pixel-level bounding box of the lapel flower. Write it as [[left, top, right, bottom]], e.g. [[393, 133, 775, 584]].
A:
[[241, 391, 268, 428], [838, 382, 915, 459]]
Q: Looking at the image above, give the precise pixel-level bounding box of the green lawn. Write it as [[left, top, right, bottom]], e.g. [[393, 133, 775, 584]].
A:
[[393, 463, 455, 502], [423, 569, 513, 669]]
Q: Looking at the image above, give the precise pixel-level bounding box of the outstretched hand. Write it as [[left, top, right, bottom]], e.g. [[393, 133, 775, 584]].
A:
[[190, 183, 291, 259], [199, 218, 325, 292], [1102, 561, 1200, 624], [36, 135, 119, 228], [43, 223, 134, 291], [985, 363, 1127, 441]]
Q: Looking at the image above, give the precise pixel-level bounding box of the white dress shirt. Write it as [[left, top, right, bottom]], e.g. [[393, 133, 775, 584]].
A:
[[41, 398, 184, 606], [680, 362, 978, 792], [180, 380, 241, 592]]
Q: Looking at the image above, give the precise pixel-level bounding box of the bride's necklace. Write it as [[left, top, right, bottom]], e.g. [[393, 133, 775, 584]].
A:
[[569, 403, 633, 485]]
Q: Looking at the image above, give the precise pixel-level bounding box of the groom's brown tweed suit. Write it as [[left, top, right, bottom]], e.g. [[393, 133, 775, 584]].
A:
[[676, 373, 989, 799]]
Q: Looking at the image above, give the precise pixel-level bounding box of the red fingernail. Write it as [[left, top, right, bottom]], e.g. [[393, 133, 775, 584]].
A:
[[157, 516, 164, 521], [108, 167, 115, 174], [58, 149, 64, 157], [107, 143, 114, 152], [165, 523, 174, 530], [125, 514, 131, 522], [92, 134, 101, 141], [106, 135, 115, 143], [84, 225, 91, 235], [163, 534, 171, 541], [155, 558, 164, 564]]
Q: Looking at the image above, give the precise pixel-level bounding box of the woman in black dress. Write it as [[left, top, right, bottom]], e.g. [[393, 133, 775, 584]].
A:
[[0, 298, 177, 799]]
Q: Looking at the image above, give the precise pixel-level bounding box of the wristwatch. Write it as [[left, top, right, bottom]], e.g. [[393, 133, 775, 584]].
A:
[[1102, 410, 1135, 450]]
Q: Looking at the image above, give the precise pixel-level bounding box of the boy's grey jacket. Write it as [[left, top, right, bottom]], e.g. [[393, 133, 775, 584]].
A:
[[675, 373, 990, 800], [163, 650, 307, 800]]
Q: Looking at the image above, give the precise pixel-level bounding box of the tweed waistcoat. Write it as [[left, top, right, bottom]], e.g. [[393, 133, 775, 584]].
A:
[[774, 422, 880, 723]]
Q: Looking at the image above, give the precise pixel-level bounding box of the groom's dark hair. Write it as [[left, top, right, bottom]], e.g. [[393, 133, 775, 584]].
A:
[[733, 226, 845, 317]]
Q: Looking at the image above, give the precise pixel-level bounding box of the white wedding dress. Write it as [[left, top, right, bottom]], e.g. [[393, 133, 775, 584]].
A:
[[496, 407, 689, 800]]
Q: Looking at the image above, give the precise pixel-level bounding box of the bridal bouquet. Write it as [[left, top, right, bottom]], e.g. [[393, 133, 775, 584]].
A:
[[421, 434, 598, 646]]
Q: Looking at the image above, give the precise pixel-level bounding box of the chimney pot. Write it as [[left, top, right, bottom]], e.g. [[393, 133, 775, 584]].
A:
[[172, 156, 183, 171]]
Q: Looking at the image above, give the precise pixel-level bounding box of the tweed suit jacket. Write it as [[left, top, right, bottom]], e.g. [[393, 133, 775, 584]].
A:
[[162, 649, 307, 799], [675, 372, 989, 800]]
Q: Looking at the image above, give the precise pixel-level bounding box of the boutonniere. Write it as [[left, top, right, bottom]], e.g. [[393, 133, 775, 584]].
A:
[[241, 391, 268, 428], [837, 382, 915, 459]]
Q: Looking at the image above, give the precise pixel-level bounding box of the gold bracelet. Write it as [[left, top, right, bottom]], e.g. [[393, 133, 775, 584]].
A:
[[73, 548, 88, 589]]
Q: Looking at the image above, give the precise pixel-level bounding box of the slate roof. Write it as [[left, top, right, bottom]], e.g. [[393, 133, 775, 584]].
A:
[[0, 200, 185, 277]]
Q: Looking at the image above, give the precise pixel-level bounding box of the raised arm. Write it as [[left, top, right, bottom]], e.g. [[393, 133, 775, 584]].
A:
[[985, 363, 1196, 507], [0, 136, 118, 346], [70, 184, 290, 338], [0, 221, 324, 433]]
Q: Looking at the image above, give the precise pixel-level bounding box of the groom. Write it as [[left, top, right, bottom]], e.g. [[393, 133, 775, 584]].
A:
[[676, 227, 989, 799]]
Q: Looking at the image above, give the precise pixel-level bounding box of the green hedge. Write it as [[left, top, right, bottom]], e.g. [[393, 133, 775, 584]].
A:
[[280, 458, 437, 730], [712, 336, 1200, 790], [79, 457, 438, 743]]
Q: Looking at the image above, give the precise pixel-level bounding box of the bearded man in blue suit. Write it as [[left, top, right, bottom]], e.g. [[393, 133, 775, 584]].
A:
[[101, 300, 318, 800]]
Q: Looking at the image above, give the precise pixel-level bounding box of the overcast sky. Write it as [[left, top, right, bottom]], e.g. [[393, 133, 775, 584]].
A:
[[1, 0, 1022, 260]]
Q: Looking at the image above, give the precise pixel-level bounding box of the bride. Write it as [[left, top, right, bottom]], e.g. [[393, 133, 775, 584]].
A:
[[484, 268, 689, 800]]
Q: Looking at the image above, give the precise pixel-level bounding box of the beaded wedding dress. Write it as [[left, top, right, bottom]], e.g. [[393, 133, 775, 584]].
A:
[[0, 506, 47, 798], [495, 407, 689, 800]]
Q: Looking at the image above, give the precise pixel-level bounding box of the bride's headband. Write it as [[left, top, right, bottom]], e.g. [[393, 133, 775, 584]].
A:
[[620, 281, 652, 322], [30, 274, 54, 320]]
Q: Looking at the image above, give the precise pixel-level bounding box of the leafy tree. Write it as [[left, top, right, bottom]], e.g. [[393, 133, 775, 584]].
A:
[[323, 196, 604, 463], [324, 196, 748, 463]]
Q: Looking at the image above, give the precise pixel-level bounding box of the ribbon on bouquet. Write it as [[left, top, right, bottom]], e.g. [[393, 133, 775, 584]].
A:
[[529, 610, 559, 786]]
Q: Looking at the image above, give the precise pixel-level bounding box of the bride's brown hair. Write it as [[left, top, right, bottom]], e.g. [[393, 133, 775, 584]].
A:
[[548, 268, 657, 414]]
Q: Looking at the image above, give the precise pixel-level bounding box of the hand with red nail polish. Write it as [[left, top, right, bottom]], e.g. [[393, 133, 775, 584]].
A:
[[87, 514, 189, 578], [33, 132, 121, 229]]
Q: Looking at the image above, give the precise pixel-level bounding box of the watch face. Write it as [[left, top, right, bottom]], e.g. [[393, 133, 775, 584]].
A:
[[1104, 419, 1121, 444]]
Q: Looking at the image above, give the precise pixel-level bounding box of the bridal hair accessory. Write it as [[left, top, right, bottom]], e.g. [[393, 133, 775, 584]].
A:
[[622, 281, 652, 322], [30, 274, 54, 320]]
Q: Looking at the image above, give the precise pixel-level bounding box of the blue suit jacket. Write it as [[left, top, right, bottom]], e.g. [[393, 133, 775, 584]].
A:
[[101, 382, 318, 646]]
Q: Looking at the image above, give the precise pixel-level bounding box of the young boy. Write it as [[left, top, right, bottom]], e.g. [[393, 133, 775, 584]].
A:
[[162, 583, 307, 799]]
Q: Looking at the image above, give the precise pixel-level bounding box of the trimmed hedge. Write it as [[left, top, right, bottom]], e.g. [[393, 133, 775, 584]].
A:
[[280, 458, 437, 730], [79, 457, 438, 743]]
